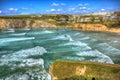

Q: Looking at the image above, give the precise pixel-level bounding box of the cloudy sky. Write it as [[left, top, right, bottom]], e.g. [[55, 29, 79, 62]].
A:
[[0, 0, 120, 15]]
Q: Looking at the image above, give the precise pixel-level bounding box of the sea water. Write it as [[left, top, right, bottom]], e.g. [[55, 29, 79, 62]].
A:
[[0, 28, 120, 80]]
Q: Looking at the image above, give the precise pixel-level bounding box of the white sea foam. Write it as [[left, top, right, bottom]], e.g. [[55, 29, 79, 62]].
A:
[[76, 50, 114, 64], [19, 58, 44, 67], [91, 39, 97, 42], [0, 46, 47, 66], [0, 58, 51, 80], [52, 34, 73, 41], [43, 30, 53, 34], [64, 41, 91, 50], [65, 34, 73, 41], [29, 30, 53, 35], [89, 57, 113, 64], [64, 41, 86, 46], [0, 46, 51, 80], [10, 33, 26, 36], [7, 29, 15, 32], [63, 56, 85, 61], [52, 35, 65, 40], [0, 37, 35, 45], [98, 43, 120, 55], [74, 33, 85, 37], [112, 40, 118, 43], [74, 33, 80, 36], [79, 37, 90, 40], [1, 65, 51, 80]]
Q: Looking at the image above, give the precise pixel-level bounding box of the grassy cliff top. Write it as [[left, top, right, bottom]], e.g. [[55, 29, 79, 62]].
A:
[[49, 60, 120, 80]]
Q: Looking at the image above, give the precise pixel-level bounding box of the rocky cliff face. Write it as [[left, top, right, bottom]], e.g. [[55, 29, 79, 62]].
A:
[[0, 19, 120, 33], [0, 19, 56, 30], [72, 23, 120, 33]]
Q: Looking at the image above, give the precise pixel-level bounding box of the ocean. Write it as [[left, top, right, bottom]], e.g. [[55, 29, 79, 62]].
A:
[[0, 28, 120, 80]]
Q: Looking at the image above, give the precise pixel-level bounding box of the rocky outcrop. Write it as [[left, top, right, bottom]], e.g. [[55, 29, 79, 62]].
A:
[[49, 60, 120, 80]]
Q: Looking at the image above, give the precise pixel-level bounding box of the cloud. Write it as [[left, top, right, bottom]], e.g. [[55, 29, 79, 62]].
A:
[[46, 10, 49, 12], [9, 8, 14, 11], [61, 3, 66, 6], [78, 3, 89, 7], [101, 8, 105, 11], [46, 9, 56, 12], [6, 8, 20, 15], [82, 10, 87, 12], [50, 9, 56, 12], [20, 13, 30, 15], [46, 8, 63, 13], [9, 8, 18, 11], [78, 4, 83, 6], [68, 8, 76, 11], [57, 9, 63, 12], [8, 7, 31, 14], [52, 3, 59, 6], [21, 8, 28, 10], [80, 7, 87, 10], [52, 3, 66, 6], [84, 3, 89, 6], [0, 10, 2, 14]]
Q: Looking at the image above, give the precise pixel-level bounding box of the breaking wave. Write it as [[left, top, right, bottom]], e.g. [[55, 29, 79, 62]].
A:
[[76, 50, 114, 64], [10, 33, 26, 36], [0, 46, 46, 66], [0, 37, 35, 45], [0, 46, 51, 80], [51, 34, 73, 41]]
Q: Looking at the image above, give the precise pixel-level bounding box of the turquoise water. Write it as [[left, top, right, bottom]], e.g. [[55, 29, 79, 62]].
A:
[[0, 28, 120, 80]]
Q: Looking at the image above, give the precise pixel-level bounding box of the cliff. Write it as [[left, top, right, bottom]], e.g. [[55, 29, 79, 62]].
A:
[[61, 23, 120, 33], [0, 18, 120, 34], [49, 60, 120, 80], [0, 19, 56, 30]]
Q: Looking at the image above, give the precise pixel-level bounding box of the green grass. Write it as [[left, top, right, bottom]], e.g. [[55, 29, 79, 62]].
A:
[[49, 60, 120, 80]]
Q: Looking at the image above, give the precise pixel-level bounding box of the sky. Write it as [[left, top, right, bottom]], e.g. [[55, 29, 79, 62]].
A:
[[0, 0, 120, 15]]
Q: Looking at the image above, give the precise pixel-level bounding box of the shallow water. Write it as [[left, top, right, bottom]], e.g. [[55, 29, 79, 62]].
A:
[[0, 28, 120, 79]]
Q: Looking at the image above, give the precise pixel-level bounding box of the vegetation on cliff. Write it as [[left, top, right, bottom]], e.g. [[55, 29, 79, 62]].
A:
[[49, 60, 120, 80]]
